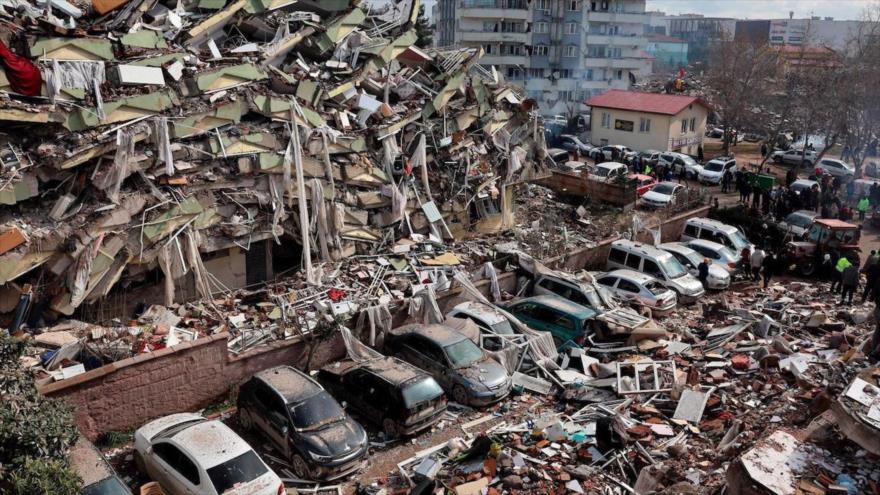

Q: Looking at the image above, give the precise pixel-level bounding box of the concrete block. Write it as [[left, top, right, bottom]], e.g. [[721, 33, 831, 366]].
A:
[[114, 65, 166, 86]]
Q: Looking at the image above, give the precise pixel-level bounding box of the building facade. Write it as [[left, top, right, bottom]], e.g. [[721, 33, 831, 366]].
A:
[[735, 18, 877, 54], [586, 90, 709, 155], [434, 0, 652, 118], [645, 34, 688, 69], [666, 15, 736, 65]]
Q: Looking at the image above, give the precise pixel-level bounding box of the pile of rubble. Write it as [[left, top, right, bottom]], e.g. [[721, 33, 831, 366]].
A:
[[355, 280, 880, 495], [0, 0, 551, 354]]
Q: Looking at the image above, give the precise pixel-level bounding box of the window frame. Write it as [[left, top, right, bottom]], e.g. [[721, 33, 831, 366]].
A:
[[153, 442, 201, 487]]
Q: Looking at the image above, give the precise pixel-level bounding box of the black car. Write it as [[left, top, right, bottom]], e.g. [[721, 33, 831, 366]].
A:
[[317, 356, 447, 438], [237, 366, 368, 481]]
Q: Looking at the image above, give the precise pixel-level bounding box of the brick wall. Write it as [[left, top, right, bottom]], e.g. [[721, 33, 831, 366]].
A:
[[40, 332, 345, 441]]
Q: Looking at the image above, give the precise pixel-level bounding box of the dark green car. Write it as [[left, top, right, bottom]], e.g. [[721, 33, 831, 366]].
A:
[[505, 295, 598, 349]]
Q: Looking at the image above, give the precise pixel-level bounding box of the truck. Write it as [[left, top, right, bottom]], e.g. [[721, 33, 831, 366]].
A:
[[785, 218, 861, 276]]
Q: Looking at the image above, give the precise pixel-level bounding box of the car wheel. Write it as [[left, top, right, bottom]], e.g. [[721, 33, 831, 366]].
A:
[[799, 260, 816, 277], [452, 385, 470, 405], [290, 453, 312, 480], [134, 451, 146, 474], [382, 418, 401, 439], [238, 407, 254, 432]]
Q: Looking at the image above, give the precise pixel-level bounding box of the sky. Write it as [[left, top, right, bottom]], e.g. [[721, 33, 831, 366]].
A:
[[646, 0, 872, 21]]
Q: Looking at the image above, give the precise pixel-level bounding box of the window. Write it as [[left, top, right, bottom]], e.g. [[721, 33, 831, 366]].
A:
[[558, 90, 573, 101], [689, 117, 696, 133], [533, 45, 549, 56], [567, 0, 579, 11], [609, 248, 627, 264], [601, 112, 611, 129], [625, 253, 641, 270], [535, 22, 549, 34], [683, 224, 699, 238], [153, 443, 200, 486], [207, 451, 269, 495], [559, 69, 572, 78], [528, 68, 545, 78], [483, 44, 494, 54], [617, 279, 640, 293], [639, 118, 651, 133], [615, 69, 623, 80], [565, 22, 578, 35], [586, 69, 593, 80], [642, 259, 663, 278], [564, 45, 577, 57], [535, 0, 549, 10], [506, 67, 522, 79], [681, 119, 687, 133], [597, 276, 617, 287]]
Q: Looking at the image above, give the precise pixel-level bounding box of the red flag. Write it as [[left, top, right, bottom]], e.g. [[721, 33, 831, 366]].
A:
[[678, 68, 685, 78], [0, 40, 42, 97]]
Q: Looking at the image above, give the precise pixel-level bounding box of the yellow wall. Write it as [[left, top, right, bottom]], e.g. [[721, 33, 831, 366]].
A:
[[589, 103, 708, 155]]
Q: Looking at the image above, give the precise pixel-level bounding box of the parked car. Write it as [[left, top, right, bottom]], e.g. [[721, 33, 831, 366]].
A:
[[596, 269, 677, 314], [778, 209, 819, 237], [684, 239, 741, 272], [772, 148, 818, 167], [133, 413, 284, 495], [789, 178, 821, 196], [658, 152, 702, 178], [605, 239, 706, 302], [73, 437, 133, 495], [317, 357, 446, 438], [657, 242, 730, 289], [742, 132, 763, 142], [590, 162, 628, 182], [680, 217, 754, 254], [385, 324, 511, 406], [84, 477, 132, 495], [506, 295, 597, 347], [698, 156, 736, 185], [591, 145, 636, 162], [635, 150, 662, 167], [237, 366, 368, 481], [706, 127, 737, 141], [545, 148, 571, 167], [558, 134, 593, 156], [641, 182, 685, 209], [629, 173, 657, 197], [815, 158, 855, 179], [446, 301, 519, 350]]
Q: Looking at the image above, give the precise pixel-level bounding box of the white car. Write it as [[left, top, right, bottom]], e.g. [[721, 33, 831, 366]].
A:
[[789, 178, 820, 195], [591, 145, 636, 162], [778, 209, 819, 237], [658, 152, 703, 179], [772, 149, 818, 167], [590, 162, 629, 182], [641, 182, 685, 209], [657, 242, 730, 290], [698, 157, 736, 185], [134, 413, 284, 495], [815, 158, 854, 179], [596, 269, 677, 313], [685, 239, 741, 273]]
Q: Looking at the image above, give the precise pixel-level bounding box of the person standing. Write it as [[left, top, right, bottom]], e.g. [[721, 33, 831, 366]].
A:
[[840, 262, 859, 305], [750, 247, 765, 282], [762, 251, 776, 289], [858, 195, 870, 221], [722, 169, 732, 193], [832, 255, 852, 293], [698, 258, 710, 288], [862, 259, 880, 303]]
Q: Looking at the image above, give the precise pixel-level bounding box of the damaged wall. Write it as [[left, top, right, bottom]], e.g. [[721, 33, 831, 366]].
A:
[[39, 331, 345, 440]]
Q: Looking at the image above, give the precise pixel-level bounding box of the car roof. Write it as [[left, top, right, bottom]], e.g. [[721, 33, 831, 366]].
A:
[[791, 179, 818, 187], [169, 420, 252, 469], [449, 301, 507, 325], [687, 238, 728, 251], [513, 295, 596, 319], [323, 356, 424, 386], [686, 217, 735, 232], [611, 239, 674, 259], [407, 324, 469, 346], [707, 156, 734, 163], [601, 269, 656, 284], [790, 209, 818, 217], [598, 161, 626, 168], [654, 181, 680, 188], [658, 242, 697, 256], [256, 365, 322, 403]]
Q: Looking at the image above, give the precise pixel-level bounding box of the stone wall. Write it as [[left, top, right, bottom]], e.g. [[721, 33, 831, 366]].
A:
[[40, 332, 345, 441]]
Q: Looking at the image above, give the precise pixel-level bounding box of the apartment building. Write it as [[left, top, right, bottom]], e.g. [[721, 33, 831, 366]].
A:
[[434, 0, 652, 118]]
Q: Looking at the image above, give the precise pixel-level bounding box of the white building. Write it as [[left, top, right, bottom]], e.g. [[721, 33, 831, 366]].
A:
[[434, 0, 652, 118]]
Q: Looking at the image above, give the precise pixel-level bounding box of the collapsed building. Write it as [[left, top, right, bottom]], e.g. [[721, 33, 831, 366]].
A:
[[0, 0, 551, 362]]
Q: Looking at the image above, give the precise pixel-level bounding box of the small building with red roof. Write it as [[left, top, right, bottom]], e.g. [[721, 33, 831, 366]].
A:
[[585, 90, 711, 156]]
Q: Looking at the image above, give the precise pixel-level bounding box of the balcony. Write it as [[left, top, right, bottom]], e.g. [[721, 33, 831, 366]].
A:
[[458, 0, 529, 19], [479, 54, 528, 66], [459, 31, 528, 43], [585, 33, 645, 47], [587, 11, 646, 24]]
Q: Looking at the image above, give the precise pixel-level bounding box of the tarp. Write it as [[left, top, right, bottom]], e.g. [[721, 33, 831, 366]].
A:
[[0, 40, 42, 96]]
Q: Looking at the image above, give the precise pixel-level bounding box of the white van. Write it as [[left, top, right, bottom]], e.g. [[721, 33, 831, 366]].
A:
[[590, 162, 628, 182], [680, 217, 754, 254], [605, 240, 705, 302]]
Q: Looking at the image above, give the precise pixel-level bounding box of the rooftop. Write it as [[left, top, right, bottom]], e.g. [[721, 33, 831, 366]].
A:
[[585, 90, 710, 116]]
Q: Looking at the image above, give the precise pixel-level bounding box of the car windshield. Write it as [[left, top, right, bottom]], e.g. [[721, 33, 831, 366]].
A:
[[444, 339, 484, 369], [728, 230, 750, 250], [652, 184, 675, 195], [290, 391, 345, 430], [658, 255, 687, 279], [84, 477, 131, 495], [713, 244, 737, 259], [401, 377, 444, 408], [490, 320, 515, 335], [681, 156, 697, 166], [206, 450, 268, 495], [705, 162, 724, 172], [594, 167, 610, 177], [785, 213, 813, 228], [644, 281, 668, 295]]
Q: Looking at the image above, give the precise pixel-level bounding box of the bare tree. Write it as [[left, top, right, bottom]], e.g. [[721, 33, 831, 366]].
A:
[[839, 2, 880, 176]]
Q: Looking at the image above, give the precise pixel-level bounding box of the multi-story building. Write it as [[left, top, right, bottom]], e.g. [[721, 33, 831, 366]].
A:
[[666, 14, 736, 65], [434, 0, 652, 118], [736, 17, 877, 54]]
